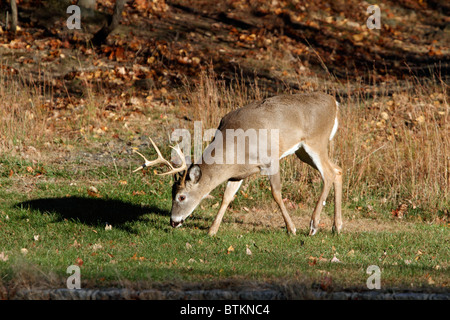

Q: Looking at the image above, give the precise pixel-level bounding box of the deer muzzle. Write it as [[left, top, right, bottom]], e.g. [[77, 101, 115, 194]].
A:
[[170, 218, 184, 228]]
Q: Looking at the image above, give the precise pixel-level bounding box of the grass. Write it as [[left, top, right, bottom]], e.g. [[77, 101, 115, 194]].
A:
[[0, 67, 449, 296], [0, 152, 448, 294]]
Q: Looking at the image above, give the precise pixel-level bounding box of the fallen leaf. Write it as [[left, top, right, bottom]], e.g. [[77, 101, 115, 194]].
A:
[[352, 33, 364, 42], [391, 203, 408, 219], [71, 240, 81, 248], [0, 252, 8, 262], [92, 243, 103, 251], [416, 115, 425, 124], [331, 255, 341, 263], [87, 186, 101, 198], [227, 245, 234, 254], [240, 190, 249, 198], [131, 253, 145, 261], [75, 257, 83, 266]]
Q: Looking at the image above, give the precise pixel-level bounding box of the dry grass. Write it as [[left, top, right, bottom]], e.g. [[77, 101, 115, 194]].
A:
[[0, 67, 50, 151], [333, 76, 449, 218], [183, 68, 266, 132], [0, 65, 138, 159]]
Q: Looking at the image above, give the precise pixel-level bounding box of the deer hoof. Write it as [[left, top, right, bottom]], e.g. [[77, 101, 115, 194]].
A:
[[207, 227, 218, 236], [332, 225, 342, 235], [309, 220, 318, 236]]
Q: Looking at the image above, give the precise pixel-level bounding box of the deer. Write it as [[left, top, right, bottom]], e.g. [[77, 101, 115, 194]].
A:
[[133, 92, 343, 236]]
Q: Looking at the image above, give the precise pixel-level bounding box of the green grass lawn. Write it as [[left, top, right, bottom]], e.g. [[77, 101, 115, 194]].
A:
[[0, 154, 448, 293]]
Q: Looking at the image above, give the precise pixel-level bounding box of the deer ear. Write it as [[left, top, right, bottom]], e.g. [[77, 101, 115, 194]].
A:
[[188, 165, 201, 184]]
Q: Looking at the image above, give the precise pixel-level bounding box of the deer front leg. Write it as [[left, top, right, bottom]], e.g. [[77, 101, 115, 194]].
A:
[[269, 171, 296, 235], [208, 180, 243, 236]]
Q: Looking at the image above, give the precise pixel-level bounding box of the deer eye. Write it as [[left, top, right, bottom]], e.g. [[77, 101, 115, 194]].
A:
[[178, 195, 186, 202]]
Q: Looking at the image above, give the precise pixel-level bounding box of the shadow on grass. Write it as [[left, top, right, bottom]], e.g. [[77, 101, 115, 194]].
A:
[[16, 197, 169, 231]]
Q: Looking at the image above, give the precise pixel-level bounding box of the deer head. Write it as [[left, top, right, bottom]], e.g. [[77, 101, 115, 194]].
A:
[[133, 138, 206, 228]]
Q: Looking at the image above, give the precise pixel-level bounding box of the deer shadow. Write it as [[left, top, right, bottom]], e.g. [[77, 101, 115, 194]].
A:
[[16, 197, 169, 232]]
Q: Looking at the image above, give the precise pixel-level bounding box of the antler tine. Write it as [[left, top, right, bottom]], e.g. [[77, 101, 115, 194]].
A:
[[133, 137, 171, 172], [148, 137, 164, 159], [133, 138, 187, 175], [132, 150, 151, 172], [156, 144, 188, 176]]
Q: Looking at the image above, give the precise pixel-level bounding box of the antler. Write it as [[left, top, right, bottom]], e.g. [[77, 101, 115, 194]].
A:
[[133, 138, 187, 175]]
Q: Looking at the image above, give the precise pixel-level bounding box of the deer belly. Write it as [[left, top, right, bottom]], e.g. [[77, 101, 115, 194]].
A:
[[280, 142, 303, 159]]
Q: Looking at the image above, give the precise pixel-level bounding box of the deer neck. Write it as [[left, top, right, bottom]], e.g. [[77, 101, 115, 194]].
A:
[[197, 162, 233, 196]]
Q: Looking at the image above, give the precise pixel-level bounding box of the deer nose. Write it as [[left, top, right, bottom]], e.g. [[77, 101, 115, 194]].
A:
[[170, 218, 184, 228]]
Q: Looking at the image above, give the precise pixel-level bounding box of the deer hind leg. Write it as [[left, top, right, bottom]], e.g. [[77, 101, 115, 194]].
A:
[[296, 144, 336, 236], [332, 164, 343, 234], [268, 171, 297, 235], [208, 180, 243, 236]]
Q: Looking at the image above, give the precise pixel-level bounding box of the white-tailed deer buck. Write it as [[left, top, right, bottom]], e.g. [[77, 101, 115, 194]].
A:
[[134, 93, 342, 236]]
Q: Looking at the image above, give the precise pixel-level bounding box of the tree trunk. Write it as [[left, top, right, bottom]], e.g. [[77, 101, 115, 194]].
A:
[[78, 0, 96, 10], [11, 0, 18, 33], [91, 0, 126, 46]]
